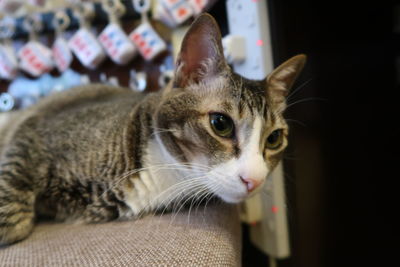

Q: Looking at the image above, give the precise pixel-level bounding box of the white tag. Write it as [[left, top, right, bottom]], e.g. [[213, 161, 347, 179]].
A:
[[0, 0, 23, 13], [52, 37, 73, 72], [189, 0, 208, 14], [129, 23, 167, 61], [0, 43, 18, 80], [68, 28, 106, 69], [18, 41, 54, 77], [99, 23, 137, 65], [28, 0, 46, 6], [161, 0, 193, 24]]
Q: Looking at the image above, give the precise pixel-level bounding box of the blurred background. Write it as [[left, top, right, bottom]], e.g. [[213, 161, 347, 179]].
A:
[[1, 1, 398, 267]]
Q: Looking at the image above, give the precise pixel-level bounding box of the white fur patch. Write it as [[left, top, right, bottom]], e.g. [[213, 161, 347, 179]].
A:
[[124, 137, 187, 215], [124, 116, 269, 213], [208, 116, 268, 203]]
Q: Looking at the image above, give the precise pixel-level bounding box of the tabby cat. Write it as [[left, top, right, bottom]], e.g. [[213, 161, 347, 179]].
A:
[[0, 14, 305, 245]]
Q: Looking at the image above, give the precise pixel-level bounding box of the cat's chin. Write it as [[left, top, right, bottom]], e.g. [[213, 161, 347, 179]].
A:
[[218, 194, 247, 204]]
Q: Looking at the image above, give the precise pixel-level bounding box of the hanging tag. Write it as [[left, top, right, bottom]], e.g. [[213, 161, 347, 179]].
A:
[[28, 0, 46, 6], [18, 41, 54, 77], [18, 15, 54, 77], [69, 28, 106, 69], [161, 0, 193, 25], [99, 24, 137, 65], [69, 6, 106, 69], [189, 0, 208, 15], [0, 43, 18, 80], [0, 19, 18, 80], [53, 38, 73, 72], [130, 0, 167, 61], [98, 1, 137, 65], [0, 0, 23, 14], [153, 2, 178, 28], [52, 11, 73, 72], [129, 23, 167, 61]]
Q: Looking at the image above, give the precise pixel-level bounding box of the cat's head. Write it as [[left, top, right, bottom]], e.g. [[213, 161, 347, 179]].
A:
[[154, 14, 306, 203]]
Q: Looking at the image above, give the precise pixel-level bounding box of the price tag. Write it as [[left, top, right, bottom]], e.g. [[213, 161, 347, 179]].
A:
[[0, 43, 18, 80], [68, 28, 106, 69], [129, 23, 167, 61], [189, 0, 208, 14], [0, 0, 23, 13], [18, 41, 54, 77], [161, 0, 193, 24], [52, 37, 73, 72], [99, 23, 137, 65], [28, 0, 46, 6]]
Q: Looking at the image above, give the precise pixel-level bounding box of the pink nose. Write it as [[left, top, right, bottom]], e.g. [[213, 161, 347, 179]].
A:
[[240, 176, 262, 193]]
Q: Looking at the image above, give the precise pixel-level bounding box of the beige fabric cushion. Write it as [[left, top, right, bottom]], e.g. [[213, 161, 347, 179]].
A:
[[0, 203, 241, 267]]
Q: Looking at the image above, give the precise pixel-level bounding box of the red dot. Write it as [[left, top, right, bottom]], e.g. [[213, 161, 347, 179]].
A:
[[256, 39, 264, 46], [271, 205, 278, 213], [178, 8, 187, 17], [139, 41, 146, 48], [144, 48, 152, 56], [132, 34, 140, 41]]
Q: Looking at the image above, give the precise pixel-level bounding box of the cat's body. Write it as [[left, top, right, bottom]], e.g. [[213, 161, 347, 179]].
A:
[[0, 14, 306, 245]]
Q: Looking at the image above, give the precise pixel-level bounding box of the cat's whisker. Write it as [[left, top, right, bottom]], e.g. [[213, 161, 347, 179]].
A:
[[144, 177, 208, 220], [285, 97, 327, 110], [168, 182, 205, 215], [192, 190, 212, 225], [101, 163, 209, 197], [133, 179, 207, 234], [285, 118, 307, 127], [285, 78, 313, 103], [155, 184, 205, 230], [169, 186, 208, 227], [199, 182, 222, 224], [143, 177, 206, 214], [186, 186, 209, 225]]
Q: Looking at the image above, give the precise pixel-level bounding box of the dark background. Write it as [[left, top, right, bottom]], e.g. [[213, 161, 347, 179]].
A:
[[260, 1, 399, 267]]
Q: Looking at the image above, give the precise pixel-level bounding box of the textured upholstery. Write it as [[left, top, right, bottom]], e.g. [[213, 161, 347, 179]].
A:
[[0, 203, 241, 267]]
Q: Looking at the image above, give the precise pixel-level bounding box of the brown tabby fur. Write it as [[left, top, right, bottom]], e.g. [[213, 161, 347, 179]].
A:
[[0, 14, 305, 245]]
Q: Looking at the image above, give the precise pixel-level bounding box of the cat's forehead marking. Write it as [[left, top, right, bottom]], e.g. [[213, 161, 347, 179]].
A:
[[229, 74, 265, 114]]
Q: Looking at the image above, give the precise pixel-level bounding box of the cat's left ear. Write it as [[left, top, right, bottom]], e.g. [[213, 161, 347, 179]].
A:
[[267, 54, 307, 108], [174, 13, 227, 88]]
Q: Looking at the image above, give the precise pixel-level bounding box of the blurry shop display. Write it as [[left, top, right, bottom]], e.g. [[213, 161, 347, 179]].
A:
[[0, 0, 212, 111]]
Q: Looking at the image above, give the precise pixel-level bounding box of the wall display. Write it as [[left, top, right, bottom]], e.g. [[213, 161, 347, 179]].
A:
[[68, 4, 106, 69], [52, 11, 73, 72], [0, 18, 18, 80], [0, 0, 214, 110], [98, 0, 137, 65], [129, 0, 167, 61], [18, 15, 54, 77]]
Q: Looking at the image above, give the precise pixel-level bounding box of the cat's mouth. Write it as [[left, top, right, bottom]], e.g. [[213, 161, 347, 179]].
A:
[[211, 177, 265, 204]]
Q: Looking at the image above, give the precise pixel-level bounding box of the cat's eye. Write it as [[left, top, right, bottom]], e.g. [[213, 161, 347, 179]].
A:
[[210, 113, 234, 138], [266, 129, 283, 149]]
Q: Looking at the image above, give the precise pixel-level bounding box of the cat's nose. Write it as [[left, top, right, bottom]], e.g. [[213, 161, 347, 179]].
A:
[[240, 176, 262, 193]]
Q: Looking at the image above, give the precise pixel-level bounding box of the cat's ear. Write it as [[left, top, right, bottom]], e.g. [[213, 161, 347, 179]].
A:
[[267, 54, 307, 107], [174, 13, 227, 88]]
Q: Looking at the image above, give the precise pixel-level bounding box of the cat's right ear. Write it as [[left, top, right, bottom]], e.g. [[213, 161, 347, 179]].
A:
[[267, 54, 307, 109], [174, 13, 227, 88]]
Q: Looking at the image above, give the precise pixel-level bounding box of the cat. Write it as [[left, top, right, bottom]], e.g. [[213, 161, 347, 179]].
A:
[[0, 13, 306, 245]]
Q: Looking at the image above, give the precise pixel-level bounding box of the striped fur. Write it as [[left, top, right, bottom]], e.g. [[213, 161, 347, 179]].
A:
[[0, 14, 305, 245]]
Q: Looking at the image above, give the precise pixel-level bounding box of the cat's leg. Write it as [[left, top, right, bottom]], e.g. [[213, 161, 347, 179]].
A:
[[0, 167, 35, 246]]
